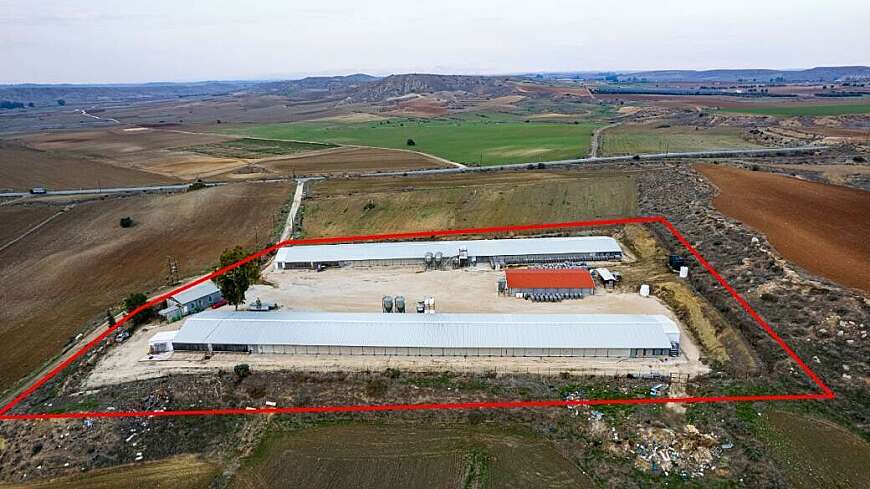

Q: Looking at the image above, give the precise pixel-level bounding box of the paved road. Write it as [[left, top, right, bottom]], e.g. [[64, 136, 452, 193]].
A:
[[357, 145, 827, 178], [0, 146, 825, 198]]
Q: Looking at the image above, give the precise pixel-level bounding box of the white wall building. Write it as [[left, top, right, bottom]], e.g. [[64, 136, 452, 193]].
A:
[[171, 311, 678, 358]]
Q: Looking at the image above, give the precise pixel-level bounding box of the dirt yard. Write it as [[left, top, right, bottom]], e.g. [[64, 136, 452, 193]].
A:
[[0, 182, 292, 394], [697, 163, 870, 292], [84, 265, 708, 388]]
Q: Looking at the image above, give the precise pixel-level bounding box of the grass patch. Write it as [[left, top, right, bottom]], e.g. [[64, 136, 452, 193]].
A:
[[719, 102, 870, 117], [222, 117, 602, 165], [757, 410, 870, 489], [184, 137, 335, 159], [600, 124, 763, 156]]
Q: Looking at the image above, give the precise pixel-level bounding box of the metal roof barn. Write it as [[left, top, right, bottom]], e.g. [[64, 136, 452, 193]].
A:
[[274, 236, 622, 269], [169, 281, 221, 306], [171, 311, 677, 358]]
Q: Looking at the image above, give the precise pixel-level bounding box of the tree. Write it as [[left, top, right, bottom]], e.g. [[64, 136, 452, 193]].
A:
[[119, 217, 133, 228], [406, 138, 416, 146], [124, 292, 155, 326], [212, 246, 260, 310], [27, 102, 34, 108], [234, 363, 251, 380], [106, 310, 116, 327], [56, 99, 66, 106]]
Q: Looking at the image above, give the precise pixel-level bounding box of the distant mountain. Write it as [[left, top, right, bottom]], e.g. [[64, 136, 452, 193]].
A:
[[349, 73, 513, 101], [615, 66, 870, 83], [286, 73, 379, 92]]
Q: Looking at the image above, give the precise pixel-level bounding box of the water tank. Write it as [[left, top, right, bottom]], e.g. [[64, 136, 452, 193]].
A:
[[424, 252, 434, 266], [395, 296, 405, 313], [679, 266, 689, 279], [639, 284, 650, 297], [434, 251, 443, 264], [382, 296, 393, 313]]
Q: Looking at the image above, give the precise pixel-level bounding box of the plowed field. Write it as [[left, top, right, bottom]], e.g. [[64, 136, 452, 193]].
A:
[[697, 164, 870, 292]]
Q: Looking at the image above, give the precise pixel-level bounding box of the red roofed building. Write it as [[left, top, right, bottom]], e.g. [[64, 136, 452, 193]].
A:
[[504, 269, 596, 296]]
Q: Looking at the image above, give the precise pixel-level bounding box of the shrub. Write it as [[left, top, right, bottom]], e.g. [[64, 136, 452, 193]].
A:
[[853, 156, 866, 163], [383, 367, 401, 379], [234, 364, 251, 380], [119, 216, 133, 228], [365, 378, 388, 397], [406, 138, 416, 146]]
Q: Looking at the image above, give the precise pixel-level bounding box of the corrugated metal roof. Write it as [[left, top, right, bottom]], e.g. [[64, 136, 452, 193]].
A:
[[275, 236, 621, 264], [172, 311, 674, 350], [506, 269, 595, 289], [170, 281, 220, 305], [594, 268, 616, 281]]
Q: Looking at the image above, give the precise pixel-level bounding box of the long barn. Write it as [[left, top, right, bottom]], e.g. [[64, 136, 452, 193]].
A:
[[274, 236, 623, 270], [171, 311, 679, 358]]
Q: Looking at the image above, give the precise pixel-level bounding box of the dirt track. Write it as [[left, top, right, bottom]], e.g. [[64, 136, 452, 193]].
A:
[[697, 164, 870, 293]]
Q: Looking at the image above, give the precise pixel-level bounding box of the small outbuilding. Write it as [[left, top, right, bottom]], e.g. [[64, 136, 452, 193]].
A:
[[504, 268, 595, 296], [158, 281, 223, 321], [148, 330, 178, 354]]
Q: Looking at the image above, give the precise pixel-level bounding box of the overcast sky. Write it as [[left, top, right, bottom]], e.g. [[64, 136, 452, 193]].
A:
[[2, 0, 868, 84]]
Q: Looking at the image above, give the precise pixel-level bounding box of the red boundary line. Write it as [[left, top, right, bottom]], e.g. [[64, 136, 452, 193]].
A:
[[0, 216, 834, 420]]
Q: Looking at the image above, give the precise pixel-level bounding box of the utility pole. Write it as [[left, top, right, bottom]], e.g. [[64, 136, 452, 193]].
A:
[[167, 256, 179, 286]]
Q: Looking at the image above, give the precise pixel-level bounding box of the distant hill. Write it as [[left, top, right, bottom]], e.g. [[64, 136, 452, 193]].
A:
[[286, 74, 378, 92], [615, 66, 870, 83], [349, 73, 513, 101]]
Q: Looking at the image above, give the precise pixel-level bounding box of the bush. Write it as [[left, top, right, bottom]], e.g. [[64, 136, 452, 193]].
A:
[[124, 292, 155, 326], [234, 364, 251, 380], [853, 156, 866, 163], [119, 216, 133, 228], [187, 179, 206, 191], [383, 367, 401, 379], [632, 155, 641, 160], [365, 378, 388, 397], [406, 138, 416, 146]]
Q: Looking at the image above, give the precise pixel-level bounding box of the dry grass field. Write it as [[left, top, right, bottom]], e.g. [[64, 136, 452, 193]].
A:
[[235, 146, 449, 177], [697, 163, 870, 292], [0, 455, 219, 489], [758, 411, 870, 489], [230, 424, 593, 489], [301, 170, 638, 237], [0, 141, 180, 191], [0, 182, 292, 393], [599, 124, 763, 156]]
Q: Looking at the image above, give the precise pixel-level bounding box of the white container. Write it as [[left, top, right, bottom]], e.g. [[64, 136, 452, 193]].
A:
[[679, 266, 689, 278], [639, 284, 650, 297]]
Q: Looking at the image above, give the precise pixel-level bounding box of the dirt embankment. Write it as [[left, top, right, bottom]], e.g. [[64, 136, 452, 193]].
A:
[[696, 163, 870, 293], [0, 182, 292, 393]]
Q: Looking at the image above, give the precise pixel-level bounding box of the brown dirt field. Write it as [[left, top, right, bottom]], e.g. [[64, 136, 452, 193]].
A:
[[245, 146, 449, 176], [0, 454, 219, 489], [0, 141, 180, 191], [0, 205, 58, 245], [0, 182, 292, 393], [392, 97, 449, 116], [696, 164, 870, 293], [16, 128, 232, 155]]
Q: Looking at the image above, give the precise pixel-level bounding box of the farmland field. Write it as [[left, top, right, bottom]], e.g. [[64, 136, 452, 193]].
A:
[[184, 137, 336, 159], [0, 182, 292, 393], [696, 163, 870, 292], [0, 140, 180, 191], [599, 124, 763, 156], [0, 455, 220, 489], [230, 423, 593, 489], [758, 411, 870, 489], [0, 205, 59, 245], [226, 146, 449, 177], [719, 101, 870, 117], [301, 170, 638, 237], [221, 118, 602, 165]]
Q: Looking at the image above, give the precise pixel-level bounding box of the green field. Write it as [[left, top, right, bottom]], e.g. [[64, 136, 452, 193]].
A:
[[719, 102, 870, 117], [222, 117, 601, 165], [184, 137, 335, 159], [757, 411, 870, 489], [230, 423, 593, 489], [600, 124, 763, 156]]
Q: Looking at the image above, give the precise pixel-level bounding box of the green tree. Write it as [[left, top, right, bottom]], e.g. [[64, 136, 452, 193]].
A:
[[124, 292, 155, 326], [56, 99, 66, 106], [213, 246, 260, 310]]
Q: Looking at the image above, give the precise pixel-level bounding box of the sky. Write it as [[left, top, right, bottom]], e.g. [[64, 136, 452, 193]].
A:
[[2, 0, 868, 84]]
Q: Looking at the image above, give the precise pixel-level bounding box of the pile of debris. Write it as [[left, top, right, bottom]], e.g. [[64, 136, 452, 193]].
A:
[[629, 424, 728, 479]]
